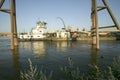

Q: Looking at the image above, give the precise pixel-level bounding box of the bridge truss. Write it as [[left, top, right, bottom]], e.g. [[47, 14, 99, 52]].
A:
[[0, 0, 18, 49], [91, 0, 120, 49]]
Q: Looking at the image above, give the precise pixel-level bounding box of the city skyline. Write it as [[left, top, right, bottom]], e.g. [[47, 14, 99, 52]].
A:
[[0, 0, 120, 32]]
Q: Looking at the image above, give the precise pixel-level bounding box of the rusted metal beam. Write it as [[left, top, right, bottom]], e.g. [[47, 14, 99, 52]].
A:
[[10, 0, 18, 49], [0, 9, 11, 13], [94, 0, 99, 50], [99, 30, 120, 33], [91, 0, 99, 50], [12, 0, 18, 46], [0, 0, 5, 8], [97, 6, 107, 11], [0, 0, 18, 49], [91, 0, 120, 50], [97, 6, 106, 8], [99, 25, 115, 29], [10, 0, 14, 49], [102, 0, 120, 30], [91, 0, 96, 45]]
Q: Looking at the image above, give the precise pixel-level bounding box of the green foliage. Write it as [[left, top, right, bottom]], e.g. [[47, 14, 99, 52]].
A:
[[20, 56, 120, 80], [111, 56, 120, 79], [60, 56, 120, 80], [104, 67, 116, 80], [20, 58, 52, 80], [87, 65, 104, 80], [60, 57, 82, 80]]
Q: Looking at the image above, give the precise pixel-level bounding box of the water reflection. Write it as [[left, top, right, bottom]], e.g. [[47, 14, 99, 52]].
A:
[[20, 42, 32, 50], [11, 47, 20, 80], [31, 42, 46, 57], [20, 41, 46, 58], [56, 41, 71, 52], [19, 41, 100, 66], [90, 45, 99, 65], [19, 41, 78, 57], [72, 41, 77, 48]]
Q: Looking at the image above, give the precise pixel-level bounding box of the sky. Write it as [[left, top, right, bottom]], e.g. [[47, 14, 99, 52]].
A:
[[0, 0, 120, 33]]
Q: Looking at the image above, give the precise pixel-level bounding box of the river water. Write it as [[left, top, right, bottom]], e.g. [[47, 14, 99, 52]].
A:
[[0, 38, 120, 80]]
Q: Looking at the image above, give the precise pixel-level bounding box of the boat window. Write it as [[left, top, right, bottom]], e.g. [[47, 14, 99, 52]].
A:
[[43, 34, 46, 35]]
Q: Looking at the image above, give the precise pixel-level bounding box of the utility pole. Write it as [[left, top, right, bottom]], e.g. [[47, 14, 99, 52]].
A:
[[0, 0, 18, 49]]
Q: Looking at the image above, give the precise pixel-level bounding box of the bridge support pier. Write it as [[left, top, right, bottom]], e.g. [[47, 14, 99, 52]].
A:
[[91, 0, 120, 50], [10, 0, 18, 49], [0, 0, 18, 49], [91, 0, 99, 50]]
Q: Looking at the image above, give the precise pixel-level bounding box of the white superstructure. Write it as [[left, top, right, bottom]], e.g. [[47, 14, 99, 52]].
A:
[[19, 21, 47, 40]]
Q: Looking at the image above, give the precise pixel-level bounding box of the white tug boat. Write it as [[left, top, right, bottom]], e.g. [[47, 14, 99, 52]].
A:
[[19, 21, 47, 40]]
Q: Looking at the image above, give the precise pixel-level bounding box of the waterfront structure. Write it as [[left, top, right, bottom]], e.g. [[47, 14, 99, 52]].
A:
[[56, 29, 70, 39]]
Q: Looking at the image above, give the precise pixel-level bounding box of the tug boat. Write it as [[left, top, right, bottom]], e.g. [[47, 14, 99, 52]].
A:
[[18, 21, 47, 41]]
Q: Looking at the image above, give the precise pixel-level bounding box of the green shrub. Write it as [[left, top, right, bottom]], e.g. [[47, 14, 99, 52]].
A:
[[111, 56, 120, 79], [20, 58, 52, 80], [20, 56, 120, 80], [60, 57, 82, 80]]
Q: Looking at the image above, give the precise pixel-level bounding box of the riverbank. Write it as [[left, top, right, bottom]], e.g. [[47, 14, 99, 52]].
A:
[[0, 33, 119, 41], [0, 33, 11, 38], [18, 36, 118, 42]]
